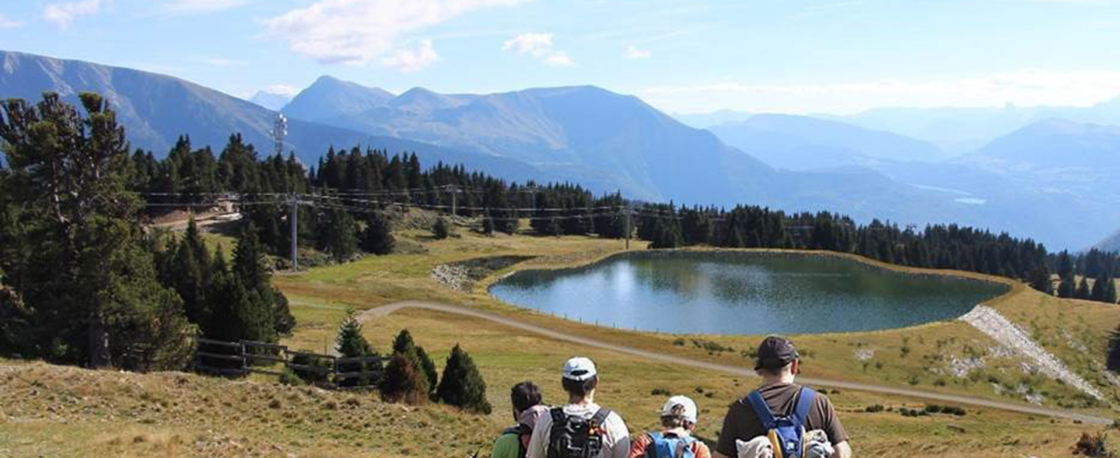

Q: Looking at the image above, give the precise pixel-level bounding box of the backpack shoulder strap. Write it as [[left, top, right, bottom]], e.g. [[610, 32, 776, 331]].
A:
[[745, 390, 777, 429], [590, 408, 613, 427], [549, 406, 567, 425], [647, 432, 663, 441], [792, 387, 817, 427]]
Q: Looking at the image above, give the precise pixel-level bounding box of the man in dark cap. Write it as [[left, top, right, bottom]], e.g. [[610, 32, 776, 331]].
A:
[[713, 336, 852, 458]]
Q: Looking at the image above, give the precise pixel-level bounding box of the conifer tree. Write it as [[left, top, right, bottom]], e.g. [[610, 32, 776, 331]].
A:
[[1028, 265, 1053, 295], [335, 312, 379, 387], [392, 329, 438, 394], [0, 93, 196, 370], [360, 213, 395, 255], [380, 353, 428, 405], [1058, 272, 1076, 298], [1075, 277, 1092, 300], [436, 344, 492, 414], [319, 208, 359, 262], [231, 222, 294, 335]]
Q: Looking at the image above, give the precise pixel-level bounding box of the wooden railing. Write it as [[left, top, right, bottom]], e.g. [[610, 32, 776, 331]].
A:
[[194, 338, 383, 388]]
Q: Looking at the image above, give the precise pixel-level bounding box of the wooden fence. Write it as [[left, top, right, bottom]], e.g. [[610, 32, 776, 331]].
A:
[[194, 338, 384, 388]]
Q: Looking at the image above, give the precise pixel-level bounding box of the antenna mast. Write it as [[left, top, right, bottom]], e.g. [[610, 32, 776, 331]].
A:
[[272, 113, 287, 157]]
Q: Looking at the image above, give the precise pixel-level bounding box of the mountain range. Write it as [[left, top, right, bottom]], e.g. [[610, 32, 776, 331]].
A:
[[2, 49, 1118, 251]]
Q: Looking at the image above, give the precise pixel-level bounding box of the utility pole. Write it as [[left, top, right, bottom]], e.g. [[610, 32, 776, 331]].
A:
[[290, 195, 299, 272], [449, 185, 458, 216], [624, 202, 631, 250]]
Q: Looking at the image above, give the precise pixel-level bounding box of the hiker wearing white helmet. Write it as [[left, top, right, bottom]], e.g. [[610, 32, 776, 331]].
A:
[[526, 357, 631, 458], [628, 395, 712, 458]]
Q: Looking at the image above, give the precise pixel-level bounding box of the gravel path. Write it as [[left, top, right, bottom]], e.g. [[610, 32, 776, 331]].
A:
[[959, 305, 1104, 400], [359, 300, 1112, 425]]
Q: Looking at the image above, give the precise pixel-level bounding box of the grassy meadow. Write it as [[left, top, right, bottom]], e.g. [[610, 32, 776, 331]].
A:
[[3, 218, 1119, 457]]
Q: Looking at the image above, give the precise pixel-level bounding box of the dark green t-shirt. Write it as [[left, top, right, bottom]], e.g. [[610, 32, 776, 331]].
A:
[[715, 383, 849, 457]]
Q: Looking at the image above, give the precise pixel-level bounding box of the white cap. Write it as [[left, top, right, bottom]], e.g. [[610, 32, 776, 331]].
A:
[[661, 395, 698, 424], [562, 357, 597, 381]]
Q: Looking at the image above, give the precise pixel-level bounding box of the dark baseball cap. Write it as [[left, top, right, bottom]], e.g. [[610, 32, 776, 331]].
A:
[[755, 336, 799, 370]]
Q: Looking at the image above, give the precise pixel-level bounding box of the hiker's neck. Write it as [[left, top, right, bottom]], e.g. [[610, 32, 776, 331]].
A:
[[568, 391, 595, 405], [762, 373, 796, 386]]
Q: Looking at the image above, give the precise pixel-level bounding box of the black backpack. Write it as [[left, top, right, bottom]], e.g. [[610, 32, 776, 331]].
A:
[[502, 423, 532, 458], [546, 407, 613, 458]]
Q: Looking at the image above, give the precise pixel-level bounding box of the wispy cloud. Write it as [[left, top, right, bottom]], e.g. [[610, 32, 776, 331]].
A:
[[624, 45, 651, 60], [382, 40, 440, 72], [503, 33, 575, 67], [0, 14, 22, 29], [43, 0, 101, 30], [155, 0, 251, 15], [638, 69, 1120, 114], [263, 0, 530, 67]]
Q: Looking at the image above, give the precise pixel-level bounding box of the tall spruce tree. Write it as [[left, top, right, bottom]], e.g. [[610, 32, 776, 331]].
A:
[[0, 93, 196, 370], [436, 344, 492, 414], [231, 223, 294, 336]]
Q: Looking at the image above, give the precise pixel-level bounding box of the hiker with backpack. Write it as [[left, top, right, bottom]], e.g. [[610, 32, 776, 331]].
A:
[[628, 395, 711, 458], [494, 381, 551, 458], [526, 356, 631, 458], [713, 336, 852, 458]]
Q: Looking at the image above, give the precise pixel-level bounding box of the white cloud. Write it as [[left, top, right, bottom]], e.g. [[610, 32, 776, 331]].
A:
[[263, 84, 300, 96], [0, 14, 22, 29], [624, 45, 651, 60], [503, 33, 553, 57], [263, 0, 529, 66], [381, 40, 440, 72], [157, 0, 250, 14], [503, 32, 575, 67], [43, 0, 101, 30], [638, 69, 1120, 114]]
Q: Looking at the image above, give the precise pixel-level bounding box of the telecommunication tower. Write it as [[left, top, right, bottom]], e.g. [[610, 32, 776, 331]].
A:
[[272, 113, 287, 157]]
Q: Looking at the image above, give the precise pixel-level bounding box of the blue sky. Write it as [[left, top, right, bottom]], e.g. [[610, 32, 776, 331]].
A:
[[4, 0, 1120, 114]]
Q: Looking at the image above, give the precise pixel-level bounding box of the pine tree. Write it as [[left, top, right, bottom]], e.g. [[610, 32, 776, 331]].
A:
[[392, 329, 438, 394], [1058, 272, 1076, 298], [319, 208, 359, 262], [380, 353, 428, 405], [1028, 265, 1053, 295], [335, 312, 379, 388], [360, 213, 395, 255], [0, 93, 196, 370], [232, 223, 294, 336], [436, 344, 492, 414], [1075, 277, 1092, 300]]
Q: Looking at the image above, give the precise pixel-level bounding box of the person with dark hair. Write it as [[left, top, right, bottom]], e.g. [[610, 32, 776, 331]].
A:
[[628, 395, 711, 458], [493, 381, 550, 458], [714, 336, 851, 458], [527, 357, 630, 458]]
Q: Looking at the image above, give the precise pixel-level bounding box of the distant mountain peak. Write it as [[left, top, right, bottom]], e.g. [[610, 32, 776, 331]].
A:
[[283, 75, 394, 123]]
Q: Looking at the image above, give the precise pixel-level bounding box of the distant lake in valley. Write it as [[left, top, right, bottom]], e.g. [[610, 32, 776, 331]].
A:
[[489, 251, 1007, 335]]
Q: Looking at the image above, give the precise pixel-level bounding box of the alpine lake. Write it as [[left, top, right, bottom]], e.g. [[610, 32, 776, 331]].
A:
[[489, 251, 1008, 335]]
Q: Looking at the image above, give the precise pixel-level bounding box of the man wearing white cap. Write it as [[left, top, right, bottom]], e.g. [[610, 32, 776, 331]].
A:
[[628, 395, 711, 458], [526, 357, 631, 458]]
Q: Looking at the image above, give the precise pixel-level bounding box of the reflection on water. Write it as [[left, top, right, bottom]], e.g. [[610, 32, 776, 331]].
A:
[[489, 251, 1007, 335]]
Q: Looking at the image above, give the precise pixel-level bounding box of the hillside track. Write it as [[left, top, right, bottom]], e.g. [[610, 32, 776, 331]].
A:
[[360, 300, 1113, 425]]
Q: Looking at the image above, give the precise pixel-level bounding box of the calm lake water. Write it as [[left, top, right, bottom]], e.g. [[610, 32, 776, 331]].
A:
[[489, 251, 1007, 335]]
